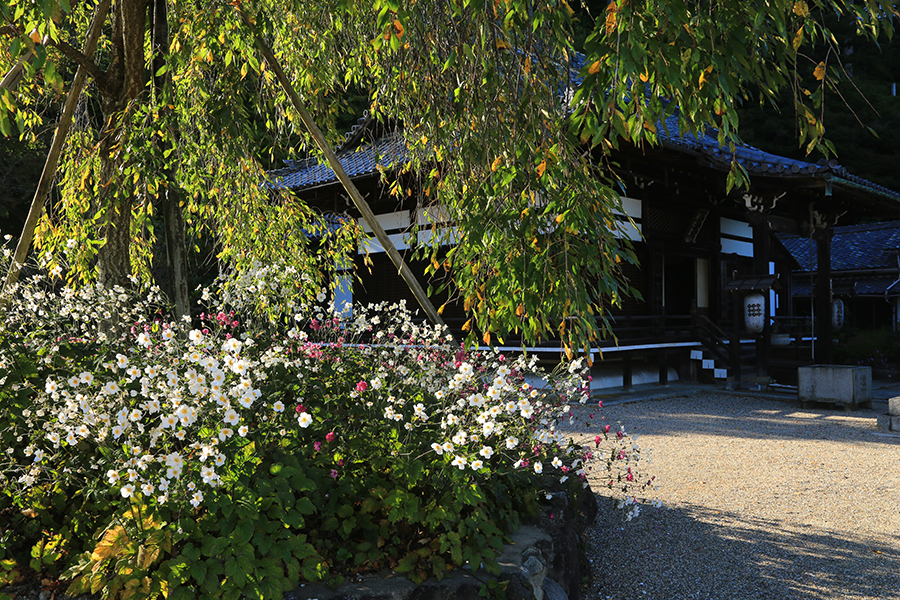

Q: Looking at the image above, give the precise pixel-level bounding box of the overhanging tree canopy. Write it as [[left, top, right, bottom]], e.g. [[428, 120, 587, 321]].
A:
[[0, 0, 894, 353]]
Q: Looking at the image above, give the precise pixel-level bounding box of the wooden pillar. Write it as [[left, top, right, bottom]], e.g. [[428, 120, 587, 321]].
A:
[[731, 290, 742, 384], [658, 350, 669, 385], [815, 231, 834, 363], [622, 354, 633, 391], [752, 221, 771, 378]]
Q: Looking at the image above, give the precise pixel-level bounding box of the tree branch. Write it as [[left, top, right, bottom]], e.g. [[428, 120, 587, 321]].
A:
[[0, 22, 107, 89], [49, 38, 107, 88]]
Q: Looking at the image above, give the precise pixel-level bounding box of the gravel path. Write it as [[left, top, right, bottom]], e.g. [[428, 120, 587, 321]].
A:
[[564, 391, 900, 600]]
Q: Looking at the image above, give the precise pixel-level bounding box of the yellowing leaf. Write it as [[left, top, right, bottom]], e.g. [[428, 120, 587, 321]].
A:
[[393, 19, 405, 39], [523, 55, 532, 75], [699, 64, 713, 89], [496, 39, 510, 50], [555, 213, 564, 224], [491, 156, 502, 171], [814, 61, 826, 80], [605, 1, 617, 34], [793, 1, 809, 17], [639, 68, 649, 83], [516, 304, 525, 317], [462, 318, 472, 331], [536, 160, 547, 177], [588, 60, 602, 74], [793, 27, 804, 51], [483, 331, 491, 345]]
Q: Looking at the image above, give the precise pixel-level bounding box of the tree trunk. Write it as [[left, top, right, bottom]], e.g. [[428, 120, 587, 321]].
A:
[[152, 0, 191, 319], [96, 125, 133, 288], [162, 184, 190, 317], [97, 196, 134, 288], [95, 0, 152, 289]]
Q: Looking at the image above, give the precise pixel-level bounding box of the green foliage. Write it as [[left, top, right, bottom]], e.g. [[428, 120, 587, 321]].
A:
[[29, 532, 64, 574], [834, 326, 900, 367], [739, 10, 900, 191], [478, 577, 509, 600]]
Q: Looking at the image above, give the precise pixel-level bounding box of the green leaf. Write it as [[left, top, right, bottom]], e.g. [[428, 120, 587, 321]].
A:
[[189, 561, 207, 584], [294, 497, 316, 515]]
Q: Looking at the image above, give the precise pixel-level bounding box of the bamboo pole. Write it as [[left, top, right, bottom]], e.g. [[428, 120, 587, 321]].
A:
[[235, 8, 449, 333], [2, 0, 112, 297], [1, 30, 48, 92]]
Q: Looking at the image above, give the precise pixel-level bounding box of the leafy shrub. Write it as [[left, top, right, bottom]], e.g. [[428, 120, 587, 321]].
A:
[[0, 254, 649, 600], [834, 326, 900, 368]]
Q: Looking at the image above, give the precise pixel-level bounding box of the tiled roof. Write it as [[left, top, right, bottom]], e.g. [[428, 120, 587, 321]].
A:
[[779, 221, 900, 272], [656, 115, 900, 203], [267, 132, 406, 191]]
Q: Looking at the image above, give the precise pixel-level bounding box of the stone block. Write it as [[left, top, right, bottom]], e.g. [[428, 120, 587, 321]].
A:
[[889, 396, 900, 416], [542, 578, 568, 600], [798, 365, 872, 406], [876, 413, 900, 432]]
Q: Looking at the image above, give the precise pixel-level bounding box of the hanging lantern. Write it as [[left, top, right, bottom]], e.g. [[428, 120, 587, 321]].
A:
[[744, 293, 765, 334], [832, 298, 845, 331]]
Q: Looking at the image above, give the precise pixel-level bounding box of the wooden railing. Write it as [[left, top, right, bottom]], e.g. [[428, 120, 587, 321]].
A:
[[771, 316, 814, 341], [691, 314, 731, 366], [600, 314, 695, 345]]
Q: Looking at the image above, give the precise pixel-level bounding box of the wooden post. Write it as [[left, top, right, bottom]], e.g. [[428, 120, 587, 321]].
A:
[[815, 230, 833, 363], [752, 220, 771, 379], [658, 349, 669, 385], [731, 289, 742, 386], [622, 354, 633, 391]]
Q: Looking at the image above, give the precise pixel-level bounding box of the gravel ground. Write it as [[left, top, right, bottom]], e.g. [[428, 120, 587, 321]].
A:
[[562, 391, 900, 600]]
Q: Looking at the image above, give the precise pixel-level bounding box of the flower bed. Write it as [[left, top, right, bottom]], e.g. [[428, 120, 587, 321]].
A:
[[0, 260, 649, 600]]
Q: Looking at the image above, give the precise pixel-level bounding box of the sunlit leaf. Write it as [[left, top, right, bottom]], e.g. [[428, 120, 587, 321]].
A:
[[814, 61, 826, 80]]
